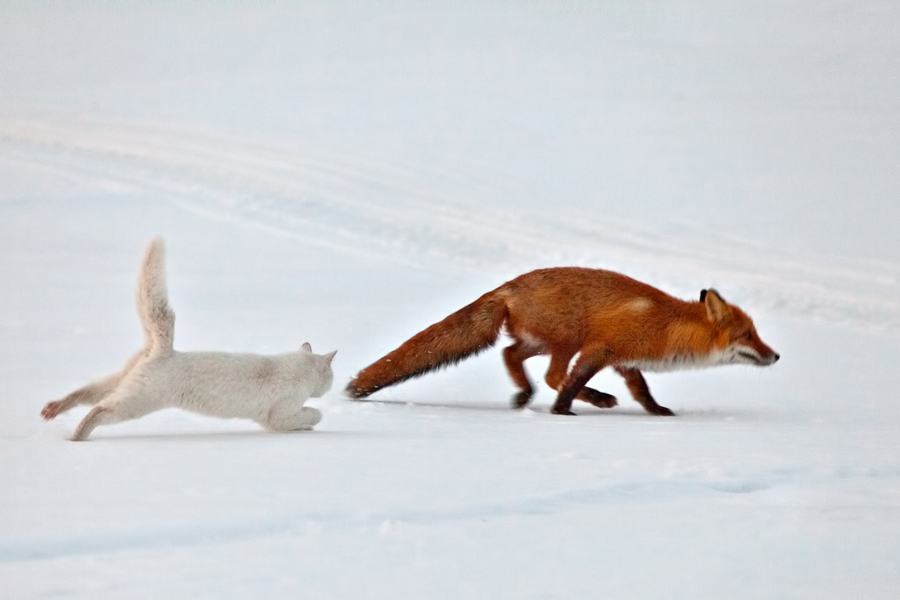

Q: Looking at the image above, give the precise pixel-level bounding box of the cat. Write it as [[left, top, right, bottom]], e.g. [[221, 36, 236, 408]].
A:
[[41, 237, 336, 441]]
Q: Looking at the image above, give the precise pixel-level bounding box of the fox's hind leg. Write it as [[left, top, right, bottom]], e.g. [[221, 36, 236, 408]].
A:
[[263, 400, 322, 432], [503, 341, 542, 408], [42, 351, 146, 420], [615, 367, 674, 416], [545, 351, 617, 410]]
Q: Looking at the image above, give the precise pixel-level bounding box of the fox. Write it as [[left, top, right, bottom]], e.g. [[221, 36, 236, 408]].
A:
[[346, 267, 779, 415], [41, 237, 336, 440]]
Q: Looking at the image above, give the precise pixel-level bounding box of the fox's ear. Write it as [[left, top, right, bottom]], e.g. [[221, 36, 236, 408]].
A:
[[324, 350, 337, 364], [301, 342, 312, 352], [704, 289, 729, 322]]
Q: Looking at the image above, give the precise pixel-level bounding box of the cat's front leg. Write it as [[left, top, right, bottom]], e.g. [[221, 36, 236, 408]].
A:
[[263, 401, 322, 432]]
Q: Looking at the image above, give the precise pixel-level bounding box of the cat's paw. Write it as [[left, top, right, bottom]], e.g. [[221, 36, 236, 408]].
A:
[[41, 401, 64, 420]]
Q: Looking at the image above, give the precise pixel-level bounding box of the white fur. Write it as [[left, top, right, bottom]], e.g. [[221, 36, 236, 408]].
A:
[[724, 341, 778, 367], [42, 237, 336, 441], [620, 341, 775, 373]]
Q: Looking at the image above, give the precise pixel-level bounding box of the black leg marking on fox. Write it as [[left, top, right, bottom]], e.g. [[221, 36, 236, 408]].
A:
[[615, 367, 674, 416], [503, 341, 542, 409]]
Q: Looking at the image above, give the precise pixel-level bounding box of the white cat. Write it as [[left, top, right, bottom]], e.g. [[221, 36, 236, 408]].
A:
[[42, 237, 336, 441]]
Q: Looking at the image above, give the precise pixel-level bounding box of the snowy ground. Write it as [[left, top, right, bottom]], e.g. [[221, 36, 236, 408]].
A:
[[1, 1, 899, 598]]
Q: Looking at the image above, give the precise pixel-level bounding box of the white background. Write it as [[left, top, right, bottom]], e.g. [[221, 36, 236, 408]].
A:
[[1, 2, 898, 598]]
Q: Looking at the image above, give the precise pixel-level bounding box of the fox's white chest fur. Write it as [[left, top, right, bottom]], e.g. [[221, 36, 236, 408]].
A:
[[42, 237, 336, 441]]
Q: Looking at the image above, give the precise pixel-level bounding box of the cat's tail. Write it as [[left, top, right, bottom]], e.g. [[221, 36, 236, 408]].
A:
[[136, 236, 175, 354]]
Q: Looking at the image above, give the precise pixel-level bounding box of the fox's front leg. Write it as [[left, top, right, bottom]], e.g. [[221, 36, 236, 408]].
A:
[[42, 351, 145, 420], [615, 367, 674, 416], [551, 348, 611, 415], [545, 350, 617, 410]]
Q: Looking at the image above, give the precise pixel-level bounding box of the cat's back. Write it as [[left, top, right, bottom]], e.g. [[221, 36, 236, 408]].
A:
[[146, 350, 315, 418]]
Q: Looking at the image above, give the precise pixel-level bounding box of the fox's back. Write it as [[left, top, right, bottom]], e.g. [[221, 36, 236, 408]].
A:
[[501, 267, 683, 326], [498, 267, 711, 359]]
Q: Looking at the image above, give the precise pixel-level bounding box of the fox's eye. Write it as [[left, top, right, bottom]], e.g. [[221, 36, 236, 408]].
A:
[[744, 332, 753, 341]]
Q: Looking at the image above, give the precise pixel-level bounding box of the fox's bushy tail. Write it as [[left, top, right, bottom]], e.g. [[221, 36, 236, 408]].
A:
[[136, 236, 175, 354], [346, 291, 509, 398]]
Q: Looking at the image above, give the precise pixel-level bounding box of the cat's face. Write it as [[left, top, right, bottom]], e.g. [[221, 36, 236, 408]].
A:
[[303, 343, 336, 397], [313, 356, 335, 397]]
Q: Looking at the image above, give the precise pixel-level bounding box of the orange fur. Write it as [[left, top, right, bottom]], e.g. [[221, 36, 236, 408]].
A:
[[347, 267, 779, 415]]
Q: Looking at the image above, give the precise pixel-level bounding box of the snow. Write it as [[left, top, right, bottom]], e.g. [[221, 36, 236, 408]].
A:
[[1, 1, 899, 598]]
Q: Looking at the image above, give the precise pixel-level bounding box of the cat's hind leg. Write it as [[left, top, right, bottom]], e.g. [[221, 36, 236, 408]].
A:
[[42, 350, 146, 420], [70, 384, 161, 441], [262, 400, 322, 432], [43, 373, 122, 421], [71, 405, 119, 441]]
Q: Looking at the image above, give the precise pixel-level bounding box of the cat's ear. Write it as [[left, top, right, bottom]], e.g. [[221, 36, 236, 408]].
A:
[[324, 350, 337, 364], [301, 342, 312, 352]]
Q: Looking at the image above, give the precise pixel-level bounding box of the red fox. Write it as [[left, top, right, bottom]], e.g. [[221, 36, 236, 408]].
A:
[[347, 267, 779, 415]]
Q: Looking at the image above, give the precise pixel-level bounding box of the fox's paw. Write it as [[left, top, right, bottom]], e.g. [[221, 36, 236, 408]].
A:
[[41, 401, 64, 421], [550, 407, 577, 416], [646, 404, 675, 417], [511, 391, 533, 409], [577, 388, 618, 409]]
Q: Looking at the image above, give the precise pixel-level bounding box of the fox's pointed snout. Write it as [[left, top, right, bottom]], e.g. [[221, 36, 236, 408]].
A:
[[759, 350, 780, 366]]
